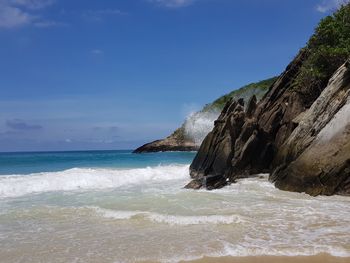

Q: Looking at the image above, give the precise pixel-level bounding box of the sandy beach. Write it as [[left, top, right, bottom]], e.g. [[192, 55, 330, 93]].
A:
[[182, 254, 350, 263]]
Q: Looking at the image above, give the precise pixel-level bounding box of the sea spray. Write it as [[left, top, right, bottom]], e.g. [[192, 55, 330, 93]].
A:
[[184, 109, 220, 145]]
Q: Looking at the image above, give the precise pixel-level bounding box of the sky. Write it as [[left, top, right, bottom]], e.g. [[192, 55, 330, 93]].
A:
[[0, 0, 347, 152]]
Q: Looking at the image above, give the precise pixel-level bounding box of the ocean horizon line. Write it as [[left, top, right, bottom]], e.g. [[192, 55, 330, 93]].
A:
[[0, 149, 134, 154]]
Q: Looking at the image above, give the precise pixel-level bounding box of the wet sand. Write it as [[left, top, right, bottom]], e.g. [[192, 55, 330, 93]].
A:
[[182, 254, 350, 263]]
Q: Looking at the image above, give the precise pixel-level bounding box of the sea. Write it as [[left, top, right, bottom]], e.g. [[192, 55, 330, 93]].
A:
[[0, 150, 349, 263]]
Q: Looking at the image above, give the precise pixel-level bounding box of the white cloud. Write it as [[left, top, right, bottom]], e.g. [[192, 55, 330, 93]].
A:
[[316, 0, 349, 13], [10, 0, 55, 10], [149, 0, 195, 8], [0, 4, 34, 28], [82, 8, 127, 21], [33, 20, 67, 27], [0, 0, 59, 28], [91, 9, 125, 15], [90, 49, 104, 55]]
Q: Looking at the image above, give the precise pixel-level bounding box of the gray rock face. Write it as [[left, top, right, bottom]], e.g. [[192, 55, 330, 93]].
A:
[[187, 99, 246, 189], [188, 50, 309, 189], [187, 55, 350, 196], [270, 61, 350, 196], [134, 78, 276, 153]]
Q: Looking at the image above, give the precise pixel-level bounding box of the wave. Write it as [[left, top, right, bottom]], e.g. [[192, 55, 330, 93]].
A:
[[218, 241, 350, 258], [0, 165, 190, 198], [88, 206, 247, 225]]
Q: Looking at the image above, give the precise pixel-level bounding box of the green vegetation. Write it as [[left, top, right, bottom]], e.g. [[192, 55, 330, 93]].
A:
[[296, 3, 350, 96], [202, 77, 278, 112], [172, 76, 277, 142]]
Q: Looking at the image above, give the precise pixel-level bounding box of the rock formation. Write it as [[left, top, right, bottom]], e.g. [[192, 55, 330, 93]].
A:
[[187, 58, 350, 195], [270, 61, 350, 196], [133, 127, 198, 153], [186, 4, 350, 195], [134, 77, 277, 153], [187, 50, 309, 189]]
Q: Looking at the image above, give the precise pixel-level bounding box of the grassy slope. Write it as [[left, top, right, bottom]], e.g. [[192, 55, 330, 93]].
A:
[[169, 76, 278, 143], [202, 76, 278, 112]]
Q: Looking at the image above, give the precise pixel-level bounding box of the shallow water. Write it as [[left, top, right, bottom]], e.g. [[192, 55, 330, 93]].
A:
[[0, 151, 349, 263]]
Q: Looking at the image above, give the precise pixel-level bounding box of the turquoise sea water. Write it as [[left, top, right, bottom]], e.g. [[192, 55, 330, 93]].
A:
[[0, 150, 196, 175], [0, 150, 349, 262]]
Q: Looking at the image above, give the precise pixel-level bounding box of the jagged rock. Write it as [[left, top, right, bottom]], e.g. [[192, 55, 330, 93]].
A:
[[270, 61, 350, 196], [188, 99, 246, 188], [134, 78, 277, 153], [186, 5, 350, 195], [134, 77, 277, 153], [245, 95, 257, 118], [188, 51, 308, 189], [273, 62, 350, 165], [187, 52, 350, 195]]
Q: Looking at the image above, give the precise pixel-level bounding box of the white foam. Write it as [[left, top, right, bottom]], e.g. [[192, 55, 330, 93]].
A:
[[88, 206, 142, 220], [87, 206, 247, 226], [184, 110, 220, 145], [0, 165, 190, 198], [147, 213, 246, 225], [1, 171, 350, 261], [136, 242, 350, 263], [218, 241, 350, 258]]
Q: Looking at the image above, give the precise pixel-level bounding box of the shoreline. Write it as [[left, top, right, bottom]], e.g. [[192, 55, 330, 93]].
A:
[[181, 254, 350, 263]]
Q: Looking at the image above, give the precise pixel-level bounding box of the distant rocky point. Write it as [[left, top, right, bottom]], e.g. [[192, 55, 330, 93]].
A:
[[133, 127, 198, 153], [133, 77, 277, 153]]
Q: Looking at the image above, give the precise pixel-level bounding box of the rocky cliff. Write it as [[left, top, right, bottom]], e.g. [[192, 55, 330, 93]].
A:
[[270, 61, 350, 196], [134, 77, 277, 153], [186, 4, 350, 195]]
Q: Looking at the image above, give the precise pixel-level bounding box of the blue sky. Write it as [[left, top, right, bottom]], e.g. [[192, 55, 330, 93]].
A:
[[0, 0, 345, 152]]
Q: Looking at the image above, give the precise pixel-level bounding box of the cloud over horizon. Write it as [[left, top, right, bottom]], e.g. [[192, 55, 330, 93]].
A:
[[6, 119, 43, 131], [149, 0, 195, 8], [316, 0, 349, 13]]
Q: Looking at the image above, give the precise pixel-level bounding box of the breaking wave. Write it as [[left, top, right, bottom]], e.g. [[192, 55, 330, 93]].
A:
[[88, 206, 248, 226], [0, 165, 189, 198]]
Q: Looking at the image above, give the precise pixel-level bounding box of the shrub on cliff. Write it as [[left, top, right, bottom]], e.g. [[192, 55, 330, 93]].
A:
[[296, 3, 350, 100]]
